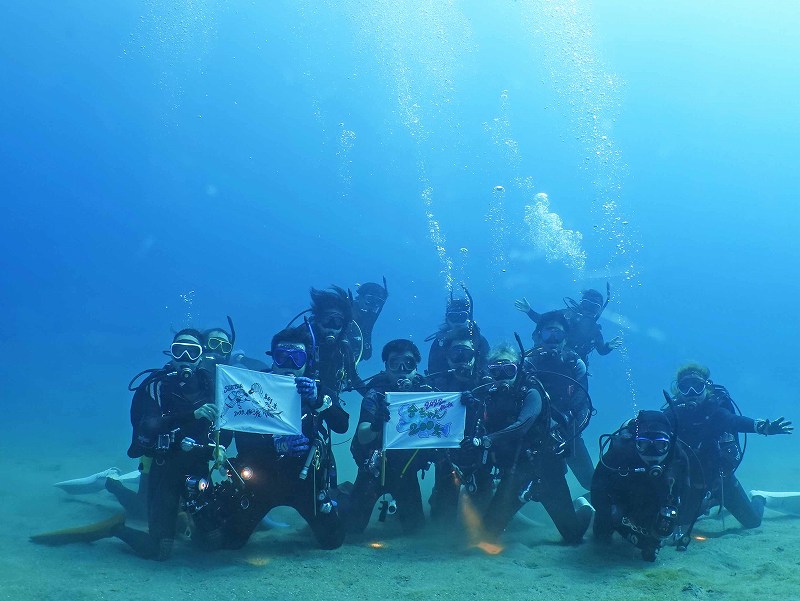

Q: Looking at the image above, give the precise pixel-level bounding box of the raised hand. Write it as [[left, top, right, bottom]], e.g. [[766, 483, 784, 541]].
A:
[[765, 417, 793, 435], [514, 297, 532, 314]]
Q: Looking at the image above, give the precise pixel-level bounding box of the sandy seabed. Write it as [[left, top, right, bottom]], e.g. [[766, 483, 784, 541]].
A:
[[6, 429, 799, 601]]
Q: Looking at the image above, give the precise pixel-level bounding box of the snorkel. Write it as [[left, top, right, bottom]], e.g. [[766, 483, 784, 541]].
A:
[[459, 284, 478, 362], [512, 332, 527, 392], [227, 315, 236, 347], [381, 276, 388, 313], [345, 288, 356, 344], [461, 283, 474, 323]]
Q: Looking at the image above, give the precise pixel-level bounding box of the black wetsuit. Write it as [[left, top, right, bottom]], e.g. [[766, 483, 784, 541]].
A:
[[525, 346, 594, 490], [317, 335, 363, 400], [482, 375, 544, 472], [663, 386, 764, 529], [346, 373, 431, 534], [350, 307, 381, 362], [426, 369, 482, 524], [592, 430, 695, 560], [223, 383, 350, 550], [119, 369, 220, 560], [481, 372, 588, 544]]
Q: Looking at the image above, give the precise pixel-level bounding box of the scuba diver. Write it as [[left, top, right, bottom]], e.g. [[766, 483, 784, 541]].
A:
[[347, 278, 389, 362], [524, 311, 595, 491], [426, 327, 486, 524], [33, 327, 232, 560], [427, 285, 491, 377], [51, 322, 237, 522], [473, 340, 592, 545], [515, 285, 622, 366], [455, 341, 541, 517], [662, 363, 793, 533], [592, 409, 698, 562], [306, 285, 364, 401], [346, 339, 431, 535], [219, 325, 349, 550]]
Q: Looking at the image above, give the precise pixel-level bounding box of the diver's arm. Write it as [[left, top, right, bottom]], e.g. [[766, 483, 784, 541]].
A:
[[593, 326, 612, 355], [487, 388, 543, 445], [710, 405, 759, 434], [321, 401, 349, 434], [355, 389, 386, 444], [128, 386, 171, 456], [136, 386, 196, 439], [139, 411, 204, 437], [526, 308, 542, 323], [719, 412, 792, 436]]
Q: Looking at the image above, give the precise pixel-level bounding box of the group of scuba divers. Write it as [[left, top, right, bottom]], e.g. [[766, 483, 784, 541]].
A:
[[33, 280, 795, 563]]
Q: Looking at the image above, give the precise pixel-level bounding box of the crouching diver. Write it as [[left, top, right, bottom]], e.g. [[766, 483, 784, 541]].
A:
[[592, 409, 697, 562], [524, 311, 595, 491], [32, 328, 231, 560], [220, 325, 349, 550], [426, 326, 486, 524], [346, 339, 432, 535], [476, 337, 593, 545], [114, 322, 235, 523], [664, 363, 793, 532]]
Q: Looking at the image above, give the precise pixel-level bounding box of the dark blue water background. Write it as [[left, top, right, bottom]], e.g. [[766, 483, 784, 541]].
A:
[[2, 1, 798, 471]]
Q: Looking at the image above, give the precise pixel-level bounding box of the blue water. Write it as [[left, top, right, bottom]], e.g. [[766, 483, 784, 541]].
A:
[[2, 0, 798, 457]]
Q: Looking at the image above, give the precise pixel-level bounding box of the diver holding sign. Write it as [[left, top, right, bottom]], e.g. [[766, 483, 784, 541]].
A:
[[346, 340, 444, 534], [220, 325, 349, 550]]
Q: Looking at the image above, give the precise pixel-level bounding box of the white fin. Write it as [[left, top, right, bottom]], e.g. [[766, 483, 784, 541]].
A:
[[751, 490, 800, 514], [54, 468, 121, 494]]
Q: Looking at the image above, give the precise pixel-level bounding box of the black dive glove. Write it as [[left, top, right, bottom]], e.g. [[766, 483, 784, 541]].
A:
[[370, 399, 391, 432], [755, 417, 793, 435], [460, 391, 480, 408]]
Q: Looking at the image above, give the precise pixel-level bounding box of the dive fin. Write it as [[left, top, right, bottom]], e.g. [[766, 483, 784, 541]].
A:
[[30, 512, 125, 546], [750, 490, 800, 515], [54, 468, 121, 494]]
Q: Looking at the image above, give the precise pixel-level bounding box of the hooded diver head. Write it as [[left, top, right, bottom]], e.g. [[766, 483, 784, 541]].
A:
[[310, 286, 353, 345]]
